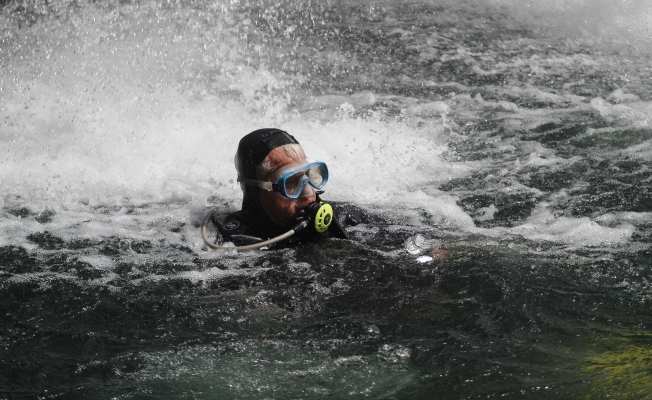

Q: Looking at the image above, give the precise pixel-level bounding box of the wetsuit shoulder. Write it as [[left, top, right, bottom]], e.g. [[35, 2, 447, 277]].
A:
[[213, 210, 265, 246], [214, 208, 293, 247], [317, 201, 390, 241], [331, 202, 390, 228]]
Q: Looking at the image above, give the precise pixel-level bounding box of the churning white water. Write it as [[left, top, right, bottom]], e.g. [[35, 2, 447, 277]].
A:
[[2, 0, 652, 398]]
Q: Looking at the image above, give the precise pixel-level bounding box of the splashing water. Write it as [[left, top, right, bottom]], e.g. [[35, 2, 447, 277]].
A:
[[2, 0, 652, 398]]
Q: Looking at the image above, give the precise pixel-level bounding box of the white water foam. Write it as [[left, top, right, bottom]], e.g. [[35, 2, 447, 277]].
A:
[[2, 0, 651, 254], [504, 203, 636, 247], [488, 0, 652, 50]]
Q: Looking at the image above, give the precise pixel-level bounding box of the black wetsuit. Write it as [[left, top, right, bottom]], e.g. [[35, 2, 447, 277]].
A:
[[212, 201, 385, 247]]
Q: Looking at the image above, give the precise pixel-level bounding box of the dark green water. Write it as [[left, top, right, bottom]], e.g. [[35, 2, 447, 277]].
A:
[[2, 0, 652, 398]]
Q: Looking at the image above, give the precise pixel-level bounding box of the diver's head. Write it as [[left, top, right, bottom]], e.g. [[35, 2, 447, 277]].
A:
[[257, 146, 317, 228], [235, 129, 326, 229]]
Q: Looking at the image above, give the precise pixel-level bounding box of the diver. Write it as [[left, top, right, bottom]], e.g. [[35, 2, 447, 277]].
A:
[[202, 128, 373, 251]]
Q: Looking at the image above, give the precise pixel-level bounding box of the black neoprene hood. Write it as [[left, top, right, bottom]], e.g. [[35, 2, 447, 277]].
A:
[[235, 128, 299, 212]]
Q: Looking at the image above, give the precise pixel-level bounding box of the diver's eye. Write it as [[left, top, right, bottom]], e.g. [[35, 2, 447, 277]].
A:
[[284, 171, 305, 196], [307, 166, 323, 185]]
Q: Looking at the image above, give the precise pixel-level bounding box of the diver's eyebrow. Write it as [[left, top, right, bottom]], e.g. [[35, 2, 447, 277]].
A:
[[269, 160, 310, 181]]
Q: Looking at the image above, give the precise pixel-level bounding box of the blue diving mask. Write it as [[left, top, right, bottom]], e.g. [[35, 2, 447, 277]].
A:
[[238, 161, 329, 199]]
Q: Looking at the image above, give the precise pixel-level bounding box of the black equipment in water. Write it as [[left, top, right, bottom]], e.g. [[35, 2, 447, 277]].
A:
[[201, 200, 348, 251]]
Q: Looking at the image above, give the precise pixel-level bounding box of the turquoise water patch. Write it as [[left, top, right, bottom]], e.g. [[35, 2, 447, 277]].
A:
[[571, 128, 652, 149], [83, 340, 416, 399]]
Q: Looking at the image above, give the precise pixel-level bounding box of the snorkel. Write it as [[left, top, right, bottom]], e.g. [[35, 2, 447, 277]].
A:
[[201, 129, 346, 252]]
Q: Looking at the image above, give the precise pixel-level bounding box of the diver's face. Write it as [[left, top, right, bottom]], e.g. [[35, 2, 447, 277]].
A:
[[259, 147, 317, 229]]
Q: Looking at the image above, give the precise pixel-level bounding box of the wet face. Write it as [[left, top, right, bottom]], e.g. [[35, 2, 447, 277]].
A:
[[258, 147, 317, 229]]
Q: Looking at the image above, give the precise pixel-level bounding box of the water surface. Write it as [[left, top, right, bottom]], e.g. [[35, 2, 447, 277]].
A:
[[2, 0, 652, 398]]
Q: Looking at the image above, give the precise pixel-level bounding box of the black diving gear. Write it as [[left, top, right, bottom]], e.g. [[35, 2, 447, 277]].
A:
[[203, 200, 361, 251], [201, 128, 348, 251]]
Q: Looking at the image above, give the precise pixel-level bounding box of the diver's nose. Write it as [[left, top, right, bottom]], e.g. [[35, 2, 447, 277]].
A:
[[299, 182, 315, 198]]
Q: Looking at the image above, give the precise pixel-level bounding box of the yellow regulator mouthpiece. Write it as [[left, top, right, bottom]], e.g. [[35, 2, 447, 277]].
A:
[[312, 202, 333, 233]]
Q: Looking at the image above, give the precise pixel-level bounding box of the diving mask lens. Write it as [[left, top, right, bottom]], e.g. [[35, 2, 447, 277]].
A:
[[281, 162, 328, 198], [238, 161, 329, 199], [307, 163, 325, 186], [284, 172, 305, 197]]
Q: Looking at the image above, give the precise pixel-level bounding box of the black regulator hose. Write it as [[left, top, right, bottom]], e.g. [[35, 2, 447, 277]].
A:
[[201, 202, 336, 252]]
